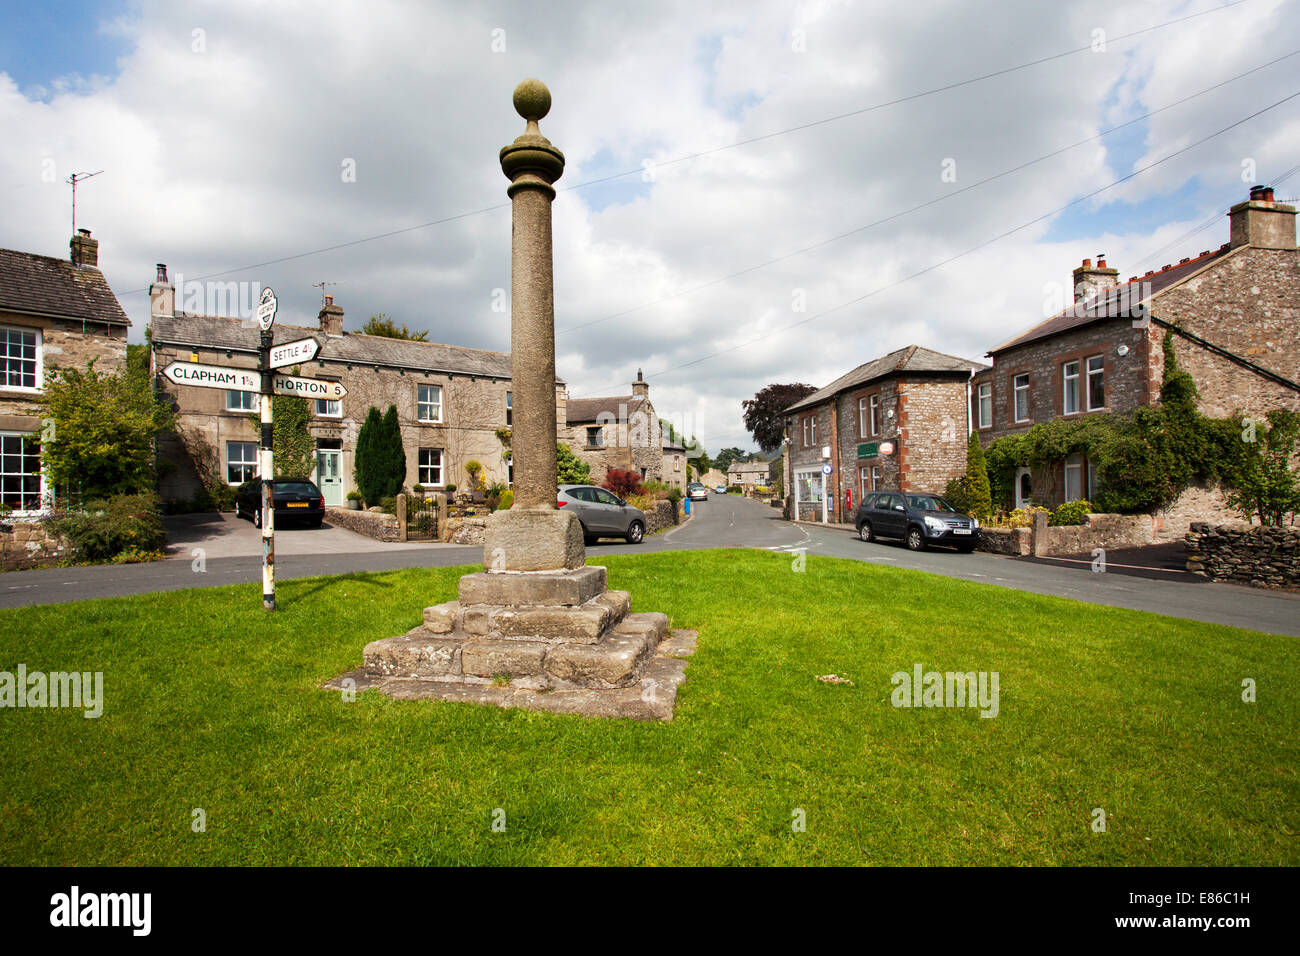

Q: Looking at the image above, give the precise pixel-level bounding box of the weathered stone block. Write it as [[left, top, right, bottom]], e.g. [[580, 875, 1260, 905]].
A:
[[363, 632, 462, 677], [545, 629, 653, 687], [490, 601, 613, 643], [461, 640, 548, 678], [422, 601, 459, 633], [482, 507, 585, 571], [457, 565, 607, 606]]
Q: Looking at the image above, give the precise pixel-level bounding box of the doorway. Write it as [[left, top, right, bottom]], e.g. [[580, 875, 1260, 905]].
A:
[[316, 449, 343, 506]]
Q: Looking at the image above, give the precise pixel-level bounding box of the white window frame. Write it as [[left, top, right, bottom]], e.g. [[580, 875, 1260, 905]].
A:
[[977, 383, 992, 429], [1013, 373, 1031, 423], [505, 391, 512, 427], [226, 389, 256, 412], [0, 325, 42, 393], [1063, 360, 1080, 415], [869, 395, 880, 436], [418, 447, 444, 486], [809, 415, 817, 445], [0, 430, 47, 514], [315, 398, 342, 418], [857, 397, 867, 439], [802, 417, 810, 447], [1086, 355, 1105, 411], [227, 441, 258, 485], [417, 384, 443, 423]]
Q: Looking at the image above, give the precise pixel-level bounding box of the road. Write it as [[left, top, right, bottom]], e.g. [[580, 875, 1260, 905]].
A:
[[2, 495, 1297, 636]]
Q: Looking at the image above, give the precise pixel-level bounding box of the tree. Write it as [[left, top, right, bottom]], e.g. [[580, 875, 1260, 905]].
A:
[[742, 382, 817, 452], [381, 404, 407, 496], [43, 359, 177, 500], [361, 313, 428, 341], [557, 442, 591, 484], [964, 432, 992, 520], [713, 447, 752, 474], [1226, 409, 1300, 526], [354, 406, 406, 504], [602, 468, 643, 498]]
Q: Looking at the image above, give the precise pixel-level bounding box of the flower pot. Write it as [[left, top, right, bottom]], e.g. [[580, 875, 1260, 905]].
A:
[[347, 499, 361, 511]]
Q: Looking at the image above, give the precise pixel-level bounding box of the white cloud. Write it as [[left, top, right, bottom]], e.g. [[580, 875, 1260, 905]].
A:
[[1, 0, 1296, 452]]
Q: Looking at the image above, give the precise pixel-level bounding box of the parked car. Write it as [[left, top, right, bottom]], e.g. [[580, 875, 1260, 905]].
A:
[[715, 485, 727, 494], [687, 482, 708, 501], [235, 479, 326, 529], [558, 484, 646, 543], [854, 491, 978, 552]]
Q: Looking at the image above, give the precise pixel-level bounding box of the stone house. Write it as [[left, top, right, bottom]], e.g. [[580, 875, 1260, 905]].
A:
[[561, 370, 665, 484], [783, 345, 984, 523], [974, 185, 1299, 525], [0, 230, 130, 513], [726, 460, 770, 489], [149, 273, 554, 506], [662, 440, 687, 489]]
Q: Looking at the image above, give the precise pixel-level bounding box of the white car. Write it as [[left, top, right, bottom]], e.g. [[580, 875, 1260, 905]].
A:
[[687, 482, 708, 501]]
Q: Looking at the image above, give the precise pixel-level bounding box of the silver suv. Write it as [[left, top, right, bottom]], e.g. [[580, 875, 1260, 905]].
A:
[[558, 484, 646, 544]]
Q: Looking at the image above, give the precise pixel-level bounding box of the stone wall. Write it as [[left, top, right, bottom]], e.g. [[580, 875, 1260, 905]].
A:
[[975, 527, 1030, 555], [644, 499, 679, 536], [324, 507, 401, 542], [0, 520, 72, 571], [1185, 522, 1299, 588], [444, 516, 487, 546], [1042, 513, 1155, 554]]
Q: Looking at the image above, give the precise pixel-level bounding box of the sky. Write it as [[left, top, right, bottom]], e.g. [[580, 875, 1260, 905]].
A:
[[1, 0, 1297, 454]]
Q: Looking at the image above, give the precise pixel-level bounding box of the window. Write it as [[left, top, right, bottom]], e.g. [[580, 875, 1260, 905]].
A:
[[594, 488, 621, 506], [418, 448, 443, 486], [869, 395, 880, 436], [315, 398, 341, 417], [227, 441, 258, 484], [1086, 355, 1105, 410], [505, 391, 512, 426], [0, 433, 43, 512], [860, 467, 876, 499], [858, 397, 867, 438], [586, 426, 604, 447], [807, 415, 817, 446], [795, 469, 824, 503], [506, 454, 513, 488], [977, 383, 992, 429], [1013, 373, 1030, 423], [1, 326, 40, 391], [226, 389, 256, 412], [802, 417, 810, 447], [1064, 454, 1085, 502], [1063, 360, 1080, 415], [417, 384, 442, 423]]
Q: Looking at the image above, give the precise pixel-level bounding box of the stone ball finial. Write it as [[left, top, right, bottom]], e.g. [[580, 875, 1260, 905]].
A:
[[513, 78, 551, 122]]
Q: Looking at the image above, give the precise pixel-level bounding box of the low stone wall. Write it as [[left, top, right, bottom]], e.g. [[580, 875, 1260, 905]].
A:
[[644, 500, 679, 536], [1043, 513, 1155, 555], [444, 516, 487, 546], [324, 507, 402, 542], [1185, 522, 1299, 588], [0, 520, 73, 571], [975, 527, 1030, 555]]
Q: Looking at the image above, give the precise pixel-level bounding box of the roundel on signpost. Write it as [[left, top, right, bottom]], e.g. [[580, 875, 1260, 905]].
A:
[[256, 287, 278, 331], [879, 441, 895, 456], [821, 463, 832, 475]]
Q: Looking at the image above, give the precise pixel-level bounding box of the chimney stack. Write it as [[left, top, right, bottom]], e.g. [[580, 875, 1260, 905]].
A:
[[1229, 185, 1297, 250], [70, 228, 98, 268], [631, 367, 649, 398], [149, 263, 175, 317], [1071, 255, 1118, 302], [319, 294, 344, 337]]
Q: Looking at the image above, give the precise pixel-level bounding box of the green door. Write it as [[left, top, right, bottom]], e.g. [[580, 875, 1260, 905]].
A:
[[316, 449, 342, 506]]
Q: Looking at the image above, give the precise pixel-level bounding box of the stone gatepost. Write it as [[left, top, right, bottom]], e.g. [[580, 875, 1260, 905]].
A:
[[326, 81, 695, 720]]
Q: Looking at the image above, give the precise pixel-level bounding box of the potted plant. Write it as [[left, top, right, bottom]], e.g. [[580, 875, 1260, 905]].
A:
[[346, 490, 363, 511]]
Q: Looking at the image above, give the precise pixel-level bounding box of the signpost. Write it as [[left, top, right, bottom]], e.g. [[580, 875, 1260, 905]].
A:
[[268, 337, 320, 369], [257, 289, 279, 611]]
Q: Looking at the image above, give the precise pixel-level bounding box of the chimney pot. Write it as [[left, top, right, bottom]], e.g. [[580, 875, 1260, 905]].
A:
[[155, 263, 168, 283], [1071, 256, 1118, 302], [319, 295, 344, 336], [69, 229, 99, 267]]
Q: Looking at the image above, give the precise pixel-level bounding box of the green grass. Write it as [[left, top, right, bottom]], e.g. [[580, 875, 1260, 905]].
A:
[[1, 549, 1296, 865]]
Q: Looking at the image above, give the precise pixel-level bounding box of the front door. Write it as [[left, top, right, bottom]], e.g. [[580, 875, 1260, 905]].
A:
[[1014, 467, 1032, 510], [316, 449, 342, 506]]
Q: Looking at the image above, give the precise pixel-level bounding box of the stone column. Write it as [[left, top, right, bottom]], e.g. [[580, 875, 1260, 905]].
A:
[[483, 79, 584, 572]]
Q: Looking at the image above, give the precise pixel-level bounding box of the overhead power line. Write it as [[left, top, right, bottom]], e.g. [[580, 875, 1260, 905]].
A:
[[572, 88, 1300, 396], [118, 0, 1251, 295]]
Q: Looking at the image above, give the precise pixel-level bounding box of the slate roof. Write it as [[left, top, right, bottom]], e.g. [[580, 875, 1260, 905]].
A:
[[784, 345, 985, 414], [989, 244, 1233, 354], [150, 312, 557, 381], [565, 394, 648, 424], [0, 248, 131, 326]]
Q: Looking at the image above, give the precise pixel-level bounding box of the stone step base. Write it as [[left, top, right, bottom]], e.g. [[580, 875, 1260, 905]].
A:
[[423, 590, 631, 644], [325, 630, 697, 721], [361, 611, 670, 689]]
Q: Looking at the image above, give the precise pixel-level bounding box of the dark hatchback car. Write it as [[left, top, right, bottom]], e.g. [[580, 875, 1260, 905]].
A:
[[235, 479, 326, 528], [854, 491, 979, 552]]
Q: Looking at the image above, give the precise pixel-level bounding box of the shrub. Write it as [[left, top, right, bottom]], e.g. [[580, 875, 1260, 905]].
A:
[[665, 486, 682, 504], [51, 493, 167, 562], [445, 483, 457, 495], [1050, 499, 1092, 526], [556, 443, 591, 484], [964, 432, 993, 521], [111, 546, 165, 564], [465, 460, 485, 491], [943, 477, 971, 515], [727, 485, 743, 494], [602, 469, 644, 498], [346, 490, 363, 502], [484, 480, 508, 511], [496, 489, 514, 511], [378, 495, 398, 515]]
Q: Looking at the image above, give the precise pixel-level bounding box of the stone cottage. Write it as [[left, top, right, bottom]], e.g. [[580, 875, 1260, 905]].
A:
[[975, 185, 1299, 528], [561, 370, 666, 484], [784, 345, 985, 523], [149, 274, 559, 506], [0, 229, 130, 513]]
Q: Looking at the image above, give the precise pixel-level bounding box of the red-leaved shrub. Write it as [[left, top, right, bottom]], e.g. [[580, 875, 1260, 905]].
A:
[[601, 468, 644, 498]]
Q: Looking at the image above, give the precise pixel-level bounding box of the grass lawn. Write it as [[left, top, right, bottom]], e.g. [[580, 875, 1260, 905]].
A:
[[1, 549, 1296, 866]]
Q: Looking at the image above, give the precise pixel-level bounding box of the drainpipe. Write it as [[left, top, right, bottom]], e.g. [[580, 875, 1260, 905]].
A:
[[829, 402, 840, 523]]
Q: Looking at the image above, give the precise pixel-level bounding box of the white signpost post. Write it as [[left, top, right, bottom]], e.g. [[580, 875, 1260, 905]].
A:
[[162, 289, 347, 610]]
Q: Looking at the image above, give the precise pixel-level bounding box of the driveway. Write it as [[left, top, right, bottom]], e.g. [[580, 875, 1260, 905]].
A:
[[163, 512, 447, 559]]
